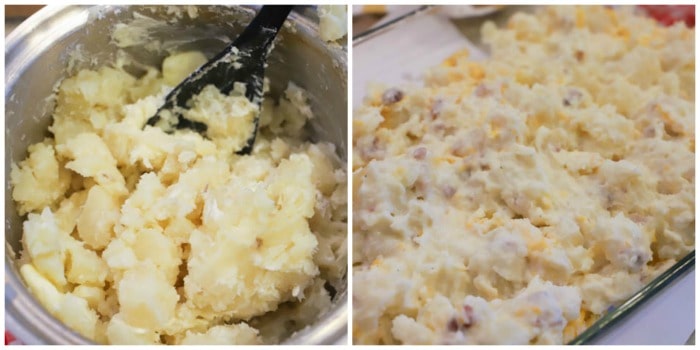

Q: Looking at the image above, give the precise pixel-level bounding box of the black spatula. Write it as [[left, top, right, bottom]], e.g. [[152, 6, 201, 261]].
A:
[[146, 5, 293, 155]]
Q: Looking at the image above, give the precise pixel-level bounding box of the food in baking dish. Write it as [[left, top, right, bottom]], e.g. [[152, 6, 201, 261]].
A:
[[353, 5, 694, 345]]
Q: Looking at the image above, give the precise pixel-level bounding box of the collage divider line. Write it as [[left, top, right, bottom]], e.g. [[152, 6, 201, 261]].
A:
[[345, 3, 353, 346]]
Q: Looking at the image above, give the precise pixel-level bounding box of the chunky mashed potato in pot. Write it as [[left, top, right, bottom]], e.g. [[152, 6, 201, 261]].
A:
[[11, 45, 347, 344], [353, 6, 693, 345]]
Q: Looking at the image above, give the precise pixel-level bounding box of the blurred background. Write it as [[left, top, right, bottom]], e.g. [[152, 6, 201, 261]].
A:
[[352, 5, 695, 38], [5, 5, 43, 35]]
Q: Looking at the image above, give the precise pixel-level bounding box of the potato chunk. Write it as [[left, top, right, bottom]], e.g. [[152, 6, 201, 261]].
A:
[[162, 51, 207, 86], [22, 208, 67, 288], [107, 313, 160, 345], [57, 132, 126, 195], [58, 293, 100, 340], [318, 5, 347, 42], [117, 262, 178, 330], [20, 264, 100, 340], [180, 324, 262, 345], [64, 238, 109, 286], [10, 141, 71, 215], [77, 185, 121, 249]]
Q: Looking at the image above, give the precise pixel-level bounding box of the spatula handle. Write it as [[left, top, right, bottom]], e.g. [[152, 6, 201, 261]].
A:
[[234, 5, 294, 53]]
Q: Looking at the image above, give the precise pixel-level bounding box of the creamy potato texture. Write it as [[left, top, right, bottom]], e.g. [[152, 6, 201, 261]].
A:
[[318, 5, 348, 42], [12, 51, 347, 344], [353, 6, 693, 345]]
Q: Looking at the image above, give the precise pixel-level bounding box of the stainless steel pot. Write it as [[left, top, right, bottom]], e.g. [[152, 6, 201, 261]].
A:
[[5, 5, 347, 345]]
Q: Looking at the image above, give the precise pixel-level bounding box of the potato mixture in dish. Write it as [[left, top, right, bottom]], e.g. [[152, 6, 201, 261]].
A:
[[353, 6, 693, 345], [11, 51, 347, 344]]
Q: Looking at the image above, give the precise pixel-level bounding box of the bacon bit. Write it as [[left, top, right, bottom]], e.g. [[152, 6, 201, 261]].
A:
[[563, 88, 583, 107], [381, 88, 404, 105], [574, 50, 585, 62], [412, 178, 428, 195], [450, 139, 475, 158], [447, 306, 475, 332], [643, 126, 656, 138], [447, 318, 459, 332], [535, 314, 565, 328], [433, 122, 446, 133], [361, 137, 385, 161], [629, 250, 649, 270], [443, 186, 456, 199], [431, 99, 444, 119], [463, 305, 474, 327], [474, 83, 492, 98], [413, 147, 427, 160], [629, 213, 647, 224]]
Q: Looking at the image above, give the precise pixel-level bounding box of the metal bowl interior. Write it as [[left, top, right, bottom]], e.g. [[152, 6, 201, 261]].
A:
[[5, 5, 347, 345]]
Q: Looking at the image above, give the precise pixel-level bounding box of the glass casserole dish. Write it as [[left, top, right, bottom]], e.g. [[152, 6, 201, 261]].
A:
[[352, 5, 694, 345]]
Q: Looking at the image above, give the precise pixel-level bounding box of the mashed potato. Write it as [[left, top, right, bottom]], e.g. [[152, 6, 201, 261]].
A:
[[11, 50, 347, 345], [353, 6, 693, 345], [318, 5, 348, 42]]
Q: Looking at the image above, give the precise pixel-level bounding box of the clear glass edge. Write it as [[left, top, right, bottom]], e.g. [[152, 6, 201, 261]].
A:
[[351, 5, 696, 345], [569, 251, 695, 345], [352, 5, 434, 46]]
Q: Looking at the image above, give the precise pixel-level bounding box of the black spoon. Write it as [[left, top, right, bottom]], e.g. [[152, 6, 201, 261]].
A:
[[145, 5, 293, 155]]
